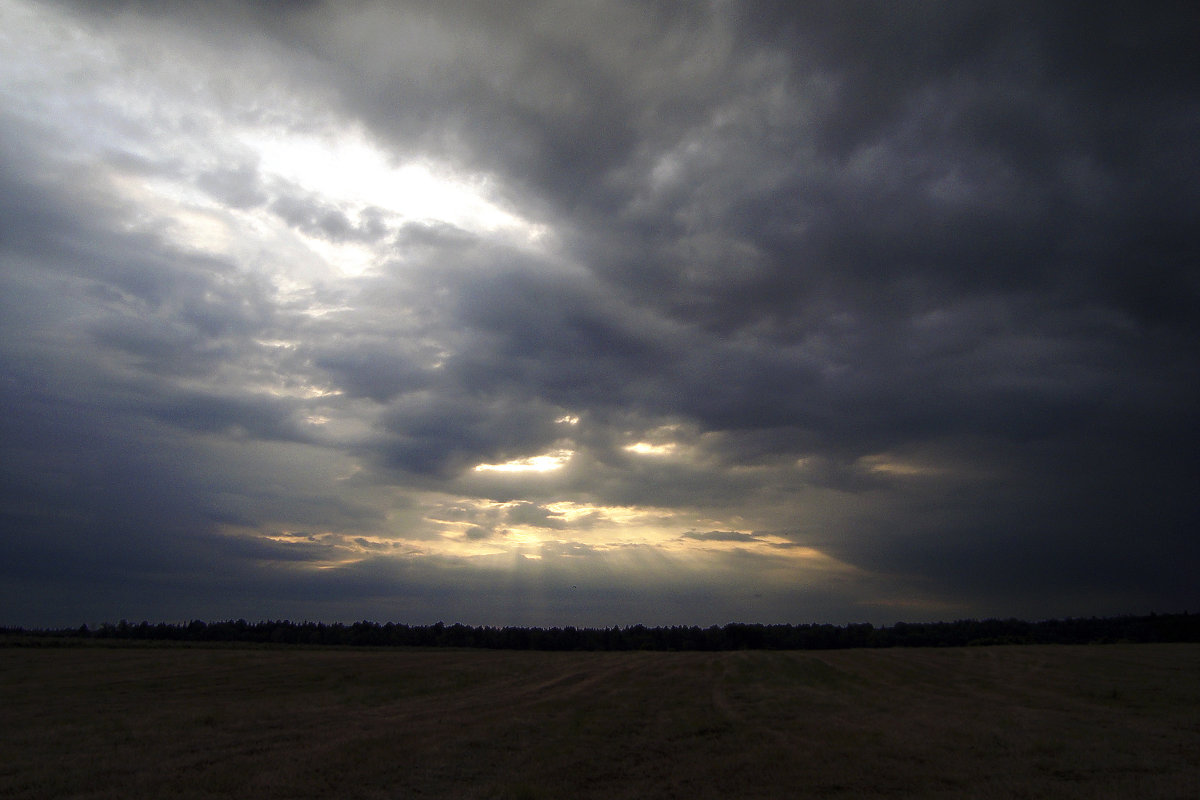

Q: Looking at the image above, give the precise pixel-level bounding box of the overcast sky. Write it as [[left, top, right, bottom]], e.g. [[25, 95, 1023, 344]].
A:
[[1, 0, 1197, 628]]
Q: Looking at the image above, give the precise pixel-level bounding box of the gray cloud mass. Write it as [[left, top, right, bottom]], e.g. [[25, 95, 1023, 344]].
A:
[[1, 0, 1196, 627]]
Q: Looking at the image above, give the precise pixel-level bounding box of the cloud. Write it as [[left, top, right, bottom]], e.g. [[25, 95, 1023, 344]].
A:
[[269, 194, 391, 244], [504, 502, 569, 530], [0, 0, 1196, 627], [196, 163, 268, 210], [681, 531, 760, 543]]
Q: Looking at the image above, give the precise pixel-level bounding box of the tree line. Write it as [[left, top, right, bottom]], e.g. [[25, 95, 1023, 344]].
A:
[[2, 612, 1197, 650]]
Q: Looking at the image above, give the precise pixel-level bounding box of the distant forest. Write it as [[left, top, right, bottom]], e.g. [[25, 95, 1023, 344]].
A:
[[3, 613, 1197, 650]]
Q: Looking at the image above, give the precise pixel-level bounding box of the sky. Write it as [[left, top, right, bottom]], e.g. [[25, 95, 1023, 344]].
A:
[[1, 0, 1197, 629]]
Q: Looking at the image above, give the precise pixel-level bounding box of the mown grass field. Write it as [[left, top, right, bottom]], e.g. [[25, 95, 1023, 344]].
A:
[[1, 642, 1196, 798]]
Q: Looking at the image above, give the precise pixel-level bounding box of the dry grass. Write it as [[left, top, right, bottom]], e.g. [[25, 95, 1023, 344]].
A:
[[1, 643, 1197, 798]]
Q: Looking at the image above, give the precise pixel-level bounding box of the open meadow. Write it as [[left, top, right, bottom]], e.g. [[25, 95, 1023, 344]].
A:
[[1, 642, 1197, 799]]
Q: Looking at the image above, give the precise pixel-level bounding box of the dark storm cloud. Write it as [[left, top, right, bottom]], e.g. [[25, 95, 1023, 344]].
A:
[[682, 531, 760, 544], [504, 502, 569, 530], [270, 193, 392, 244], [3, 0, 1197, 626], [0, 75, 375, 626], [197, 163, 268, 210], [312, 0, 1196, 615], [140, 390, 308, 442], [375, 391, 566, 477], [288, 1, 1196, 409], [312, 343, 431, 404]]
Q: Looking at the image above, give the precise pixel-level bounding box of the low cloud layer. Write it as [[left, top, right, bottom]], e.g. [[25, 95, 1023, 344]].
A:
[[1, 1, 1196, 627]]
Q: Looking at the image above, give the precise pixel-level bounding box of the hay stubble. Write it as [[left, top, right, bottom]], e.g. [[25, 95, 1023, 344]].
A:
[[1, 643, 1196, 798]]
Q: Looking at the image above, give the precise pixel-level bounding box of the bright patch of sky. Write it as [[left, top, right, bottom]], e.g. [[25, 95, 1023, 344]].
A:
[[473, 449, 574, 473], [0, 0, 544, 286]]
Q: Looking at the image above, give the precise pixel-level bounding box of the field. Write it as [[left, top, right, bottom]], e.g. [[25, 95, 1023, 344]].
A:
[[1, 643, 1197, 798]]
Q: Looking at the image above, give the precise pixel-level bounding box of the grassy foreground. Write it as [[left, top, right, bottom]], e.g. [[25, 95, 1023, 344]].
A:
[[1, 643, 1197, 798]]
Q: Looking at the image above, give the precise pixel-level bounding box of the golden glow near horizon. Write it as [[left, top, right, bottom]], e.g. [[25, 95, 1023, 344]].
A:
[[411, 493, 854, 570], [215, 488, 867, 600]]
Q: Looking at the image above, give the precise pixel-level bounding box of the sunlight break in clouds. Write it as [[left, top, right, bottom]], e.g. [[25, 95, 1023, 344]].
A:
[[244, 129, 527, 230], [0, 0, 543, 279], [625, 442, 677, 456], [240, 126, 546, 271], [1, 0, 1196, 628], [473, 449, 575, 473]]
